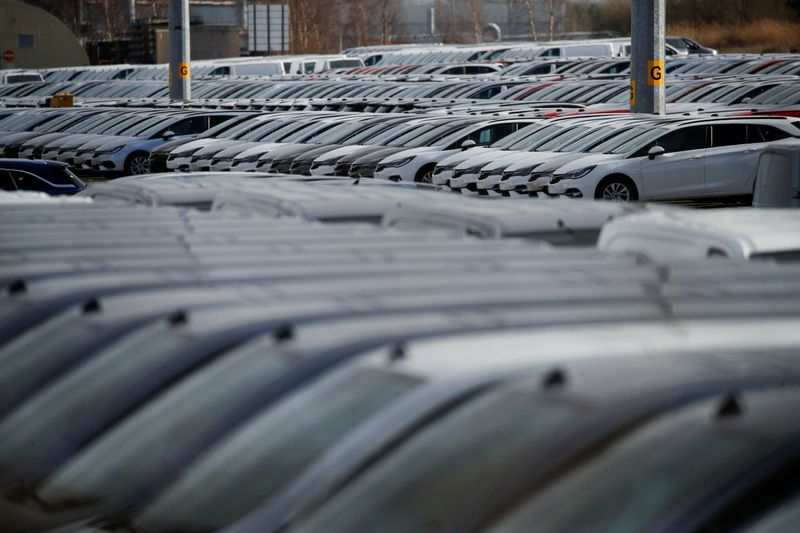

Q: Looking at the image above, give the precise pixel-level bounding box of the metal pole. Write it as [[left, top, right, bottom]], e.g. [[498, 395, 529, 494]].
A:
[[630, 0, 665, 115], [169, 0, 191, 101]]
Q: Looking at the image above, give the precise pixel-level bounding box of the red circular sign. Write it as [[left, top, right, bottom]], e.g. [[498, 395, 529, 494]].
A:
[[2, 50, 14, 62]]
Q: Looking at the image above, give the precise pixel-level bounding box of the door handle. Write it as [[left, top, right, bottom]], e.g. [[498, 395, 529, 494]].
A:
[[689, 156, 703, 160]]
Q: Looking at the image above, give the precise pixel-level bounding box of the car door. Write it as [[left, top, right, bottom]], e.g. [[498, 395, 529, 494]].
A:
[[639, 125, 709, 199], [704, 124, 758, 194], [0, 169, 18, 191]]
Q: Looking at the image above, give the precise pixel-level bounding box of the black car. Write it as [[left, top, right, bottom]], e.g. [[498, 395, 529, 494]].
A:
[[0, 159, 85, 195]]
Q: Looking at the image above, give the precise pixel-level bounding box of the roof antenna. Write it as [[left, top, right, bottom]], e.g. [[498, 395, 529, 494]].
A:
[[273, 323, 295, 343], [715, 394, 745, 420], [168, 309, 189, 327], [542, 367, 568, 389], [82, 297, 102, 314], [388, 341, 407, 363], [7, 279, 26, 296]]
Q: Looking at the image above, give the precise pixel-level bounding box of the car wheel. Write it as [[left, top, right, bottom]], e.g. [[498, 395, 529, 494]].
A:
[[415, 165, 435, 184], [126, 153, 150, 175], [595, 176, 638, 202]]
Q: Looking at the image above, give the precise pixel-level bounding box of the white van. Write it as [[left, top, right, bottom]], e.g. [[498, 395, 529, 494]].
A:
[[206, 61, 286, 77], [287, 55, 365, 74], [0, 70, 44, 84], [537, 42, 615, 58], [598, 209, 800, 262], [754, 139, 800, 208]]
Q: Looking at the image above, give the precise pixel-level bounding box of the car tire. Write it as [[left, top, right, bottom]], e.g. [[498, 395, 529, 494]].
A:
[[126, 152, 150, 176], [595, 175, 638, 202], [415, 165, 435, 184]]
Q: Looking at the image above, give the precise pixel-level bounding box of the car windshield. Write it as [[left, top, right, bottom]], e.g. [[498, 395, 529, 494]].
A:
[[132, 365, 422, 531], [291, 379, 585, 533], [127, 116, 177, 137], [536, 125, 592, 151], [504, 125, 564, 151], [389, 123, 448, 147], [488, 405, 770, 533], [217, 118, 268, 140], [237, 120, 294, 141], [308, 120, 367, 144], [343, 122, 401, 145], [489, 123, 544, 149], [749, 250, 800, 263], [606, 126, 670, 154], [559, 124, 631, 152], [366, 123, 425, 146]]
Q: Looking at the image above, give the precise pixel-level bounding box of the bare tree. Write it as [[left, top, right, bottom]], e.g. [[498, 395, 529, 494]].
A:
[[523, 0, 539, 40], [463, 0, 483, 43], [375, 0, 401, 44]]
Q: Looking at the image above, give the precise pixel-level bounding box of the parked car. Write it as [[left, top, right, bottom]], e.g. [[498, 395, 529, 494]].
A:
[[0, 159, 85, 195], [598, 208, 800, 262], [666, 36, 717, 55], [547, 117, 800, 201]]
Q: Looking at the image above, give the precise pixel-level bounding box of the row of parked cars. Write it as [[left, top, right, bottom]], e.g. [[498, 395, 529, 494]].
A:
[[3, 104, 797, 203], [1, 177, 800, 533]]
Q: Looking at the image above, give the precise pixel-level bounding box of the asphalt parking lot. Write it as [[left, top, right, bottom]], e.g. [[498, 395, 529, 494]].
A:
[[2, 43, 800, 532]]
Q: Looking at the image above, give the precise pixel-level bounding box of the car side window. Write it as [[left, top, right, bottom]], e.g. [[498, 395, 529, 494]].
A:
[[9, 170, 48, 191], [634, 125, 708, 157], [712, 124, 748, 147], [0, 170, 17, 191], [463, 124, 516, 146], [750, 125, 792, 143], [163, 117, 209, 136]]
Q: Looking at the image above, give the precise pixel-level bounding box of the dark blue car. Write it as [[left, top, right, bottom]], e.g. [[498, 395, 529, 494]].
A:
[[0, 158, 86, 195]]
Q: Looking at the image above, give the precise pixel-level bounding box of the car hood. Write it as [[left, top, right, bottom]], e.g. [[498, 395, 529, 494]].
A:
[[378, 146, 446, 163], [223, 143, 283, 159], [0, 131, 48, 146], [194, 140, 260, 157], [479, 151, 560, 172], [552, 153, 623, 174], [351, 147, 407, 165], [74, 136, 137, 151], [449, 149, 516, 169], [435, 147, 496, 167], [172, 138, 231, 156], [289, 144, 344, 161], [312, 145, 370, 163], [151, 138, 198, 156], [20, 132, 70, 147], [512, 152, 586, 173]]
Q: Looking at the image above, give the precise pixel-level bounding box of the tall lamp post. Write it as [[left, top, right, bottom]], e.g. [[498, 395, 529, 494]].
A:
[[630, 0, 665, 114], [169, 0, 191, 101]]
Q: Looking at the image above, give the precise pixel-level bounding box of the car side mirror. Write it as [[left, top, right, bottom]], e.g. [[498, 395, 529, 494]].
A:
[[162, 130, 176, 140], [461, 139, 477, 151], [648, 146, 666, 159]]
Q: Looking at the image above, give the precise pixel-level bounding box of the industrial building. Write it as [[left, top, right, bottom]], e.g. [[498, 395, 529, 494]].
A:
[[0, 0, 89, 69]]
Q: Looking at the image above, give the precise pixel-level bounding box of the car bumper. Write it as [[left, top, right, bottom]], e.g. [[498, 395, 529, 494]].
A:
[[547, 180, 585, 198], [431, 170, 454, 185], [476, 175, 502, 190], [166, 155, 193, 171], [90, 154, 125, 171], [230, 160, 260, 172]]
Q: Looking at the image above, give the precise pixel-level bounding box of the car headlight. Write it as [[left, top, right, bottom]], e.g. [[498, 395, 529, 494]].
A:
[[382, 156, 414, 168], [561, 165, 596, 180], [315, 158, 338, 167], [105, 146, 123, 154]]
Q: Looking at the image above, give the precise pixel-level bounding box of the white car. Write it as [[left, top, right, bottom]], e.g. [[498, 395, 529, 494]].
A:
[[547, 117, 800, 202], [373, 119, 540, 183], [598, 208, 800, 262]]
